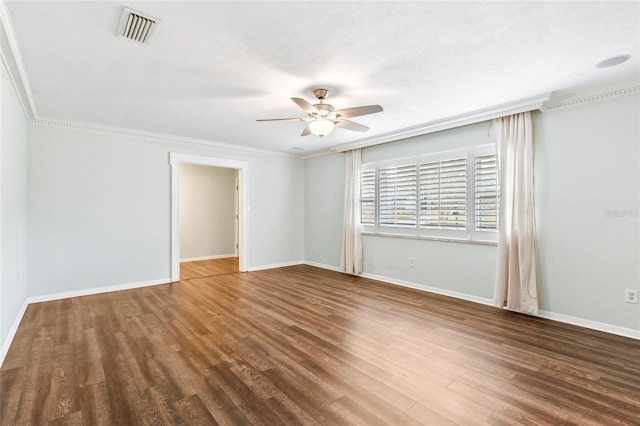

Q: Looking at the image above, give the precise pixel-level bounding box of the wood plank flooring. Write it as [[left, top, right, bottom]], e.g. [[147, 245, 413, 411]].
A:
[[2, 262, 639, 425], [180, 257, 238, 280]]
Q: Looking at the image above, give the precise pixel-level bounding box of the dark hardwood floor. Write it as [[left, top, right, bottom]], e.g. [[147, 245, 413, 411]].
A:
[[1, 262, 639, 425]]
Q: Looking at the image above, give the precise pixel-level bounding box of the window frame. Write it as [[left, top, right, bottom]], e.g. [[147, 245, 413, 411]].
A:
[[360, 144, 498, 244]]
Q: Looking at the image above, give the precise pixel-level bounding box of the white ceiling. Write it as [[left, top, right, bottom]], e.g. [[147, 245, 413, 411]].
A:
[[5, 1, 640, 155]]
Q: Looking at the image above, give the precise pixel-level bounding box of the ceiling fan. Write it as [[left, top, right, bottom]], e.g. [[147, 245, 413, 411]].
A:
[[257, 89, 383, 137]]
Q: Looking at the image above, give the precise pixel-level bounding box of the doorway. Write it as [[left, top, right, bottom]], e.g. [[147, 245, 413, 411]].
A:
[[170, 153, 249, 282], [179, 164, 238, 279]]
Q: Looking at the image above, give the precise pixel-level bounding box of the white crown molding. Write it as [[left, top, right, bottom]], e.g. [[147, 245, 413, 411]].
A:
[[329, 82, 640, 153], [3, 0, 637, 161], [330, 93, 551, 153], [540, 83, 640, 112], [0, 2, 295, 160], [0, 0, 37, 119], [30, 118, 296, 159], [300, 149, 342, 161]]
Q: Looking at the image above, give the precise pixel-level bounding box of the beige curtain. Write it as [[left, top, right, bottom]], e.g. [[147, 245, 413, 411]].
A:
[[493, 112, 539, 314], [341, 149, 362, 275]]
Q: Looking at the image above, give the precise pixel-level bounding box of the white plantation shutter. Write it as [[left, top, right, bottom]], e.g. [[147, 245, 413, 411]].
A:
[[379, 164, 417, 227], [360, 169, 376, 225], [474, 154, 499, 230], [419, 158, 467, 229], [358, 145, 498, 242]]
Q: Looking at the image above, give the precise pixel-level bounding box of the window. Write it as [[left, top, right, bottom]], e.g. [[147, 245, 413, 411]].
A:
[[419, 157, 467, 229], [360, 144, 499, 243], [379, 164, 417, 227], [360, 169, 376, 225], [474, 153, 499, 231]]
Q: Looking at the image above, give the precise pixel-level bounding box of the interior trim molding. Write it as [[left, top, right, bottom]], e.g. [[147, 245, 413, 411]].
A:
[[301, 265, 610, 327], [247, 260, 304, 272], [0, 1, 37, 119], [170, 153, 250, 280], [330, 82, 640, 153], [330, 93, 551, 153], [180, 254, 236, 262], [26, 278, 172, 305], [358, 268, 640, 340], [0, 3, 294, 160], [355, 269, 640, 341], [2, 265, 637, 368], [300, 149, 340, 161], [0, 276, 172, 368], [540, 83, 640, 112], [537, 309, 639, 341], [0, 299, 29, 368], [360, 272, 495, 306], [4, 1, 637, 163], [30, 118, 295, 159], [303, 261, 344, 273]]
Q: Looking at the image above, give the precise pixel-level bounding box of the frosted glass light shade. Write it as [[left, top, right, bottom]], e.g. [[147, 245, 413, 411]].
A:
[[308, 119, 335, 137]]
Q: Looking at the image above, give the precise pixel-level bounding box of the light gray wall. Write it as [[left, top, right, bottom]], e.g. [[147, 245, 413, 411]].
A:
[[179, 164, 236, 260], [304, 153, 345, 267], [535, 94, 639, 330], [27, 124, 305, 297], [363, 236, 497, 299], [1, 64, 28, 349], [360, 121, 498, 299], [362, 121, 494, 163], [304, 94, 640, 332], [304, 124, 497, 293]]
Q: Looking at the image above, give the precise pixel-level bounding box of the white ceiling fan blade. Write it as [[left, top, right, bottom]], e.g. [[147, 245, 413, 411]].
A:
[[335, 119, 370, 132], [292, 97, 319, 114], [256, 117, 302, 122], [336, 105, 383, 119], [301, 125, 312, 136]]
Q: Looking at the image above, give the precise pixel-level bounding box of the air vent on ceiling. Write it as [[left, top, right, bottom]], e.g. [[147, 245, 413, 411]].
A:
[[117, 7, 161, 45]]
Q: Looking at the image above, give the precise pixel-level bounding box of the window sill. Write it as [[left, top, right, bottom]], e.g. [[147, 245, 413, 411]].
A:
[[361, 231, 498, 246]]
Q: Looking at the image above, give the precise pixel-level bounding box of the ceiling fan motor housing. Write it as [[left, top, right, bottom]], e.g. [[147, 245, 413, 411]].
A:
[[313, 88, 329, 100]]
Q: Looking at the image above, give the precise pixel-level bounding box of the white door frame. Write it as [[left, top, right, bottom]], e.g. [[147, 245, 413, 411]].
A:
[[170, 153, 249, 281]]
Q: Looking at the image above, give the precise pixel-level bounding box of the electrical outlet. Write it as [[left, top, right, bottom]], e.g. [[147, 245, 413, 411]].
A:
[[624, 289, 639, 304], [409, 257, 415, 267]]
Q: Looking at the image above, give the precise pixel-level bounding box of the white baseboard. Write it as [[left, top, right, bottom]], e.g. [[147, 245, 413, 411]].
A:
[[0, 277, 172, 368], [3, 269, 637, 369], [26, 278, 172, 304], [303, 261, 344, 273], [180, 254, 236, 263], [247, 260, 304, 272], [0, 299, 29, 368], [360, 272, 639, 341], [537, 310, 639, 340], [361, 272, 494, 306]]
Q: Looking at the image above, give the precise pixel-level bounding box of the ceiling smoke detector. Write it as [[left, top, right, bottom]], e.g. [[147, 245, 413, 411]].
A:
[[117, 7, 161, 45], [596, 55, 631, 68]]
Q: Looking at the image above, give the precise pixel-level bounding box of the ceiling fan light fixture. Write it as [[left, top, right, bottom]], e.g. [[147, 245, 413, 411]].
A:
[[257, 88, 382, 137], [309, 119, 335, 137]]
